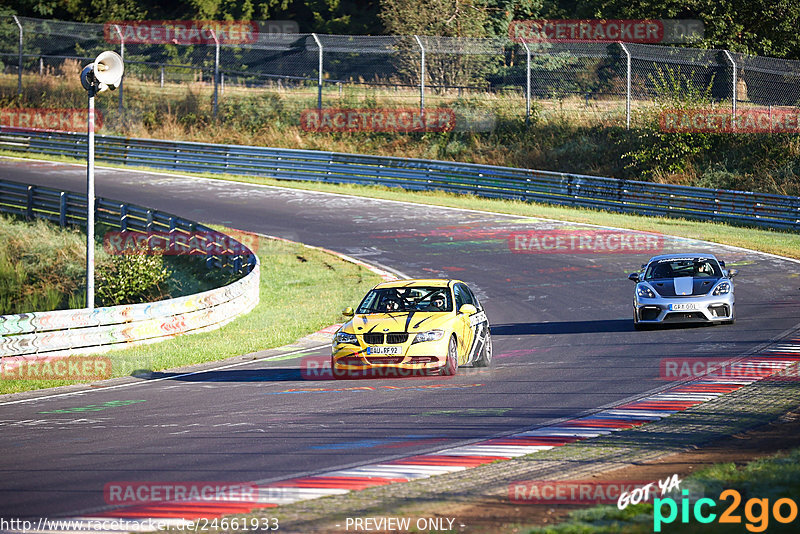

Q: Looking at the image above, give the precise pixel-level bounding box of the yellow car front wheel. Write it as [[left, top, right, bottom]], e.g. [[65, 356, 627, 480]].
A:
[[441, 335, 458, 376]]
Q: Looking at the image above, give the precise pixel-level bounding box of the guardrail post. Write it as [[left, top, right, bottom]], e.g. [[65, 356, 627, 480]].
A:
[[26, 185, 34, 219], [13, 16, 22, 97], [146, 210, 153, 231], [312, 33, 323, 110], [619, 42, 631, 129], [521, 41, 531, 124], [168, 217, 176, 253], [59, 192, 67, 226], [120, 204, 128, 231], [414, 36, 425, 115], [723, 50, 737, 119]]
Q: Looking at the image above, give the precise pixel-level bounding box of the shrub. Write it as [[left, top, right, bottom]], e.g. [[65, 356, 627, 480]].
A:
[[96, 254, 171, 306]]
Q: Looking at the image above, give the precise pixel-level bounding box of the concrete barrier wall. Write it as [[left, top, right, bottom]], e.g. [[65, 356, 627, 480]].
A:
[[0, 178, 260, 358]]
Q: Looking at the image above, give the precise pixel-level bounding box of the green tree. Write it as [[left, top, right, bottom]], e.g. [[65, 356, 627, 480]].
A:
[[538, 0, 800, 59], [380, 0, 489, 37], [484, 0, 543, 39], [380, 0, 493, 88]]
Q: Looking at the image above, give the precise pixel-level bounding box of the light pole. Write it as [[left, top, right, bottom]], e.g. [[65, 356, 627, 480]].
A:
[[79, 51, 124, 309]]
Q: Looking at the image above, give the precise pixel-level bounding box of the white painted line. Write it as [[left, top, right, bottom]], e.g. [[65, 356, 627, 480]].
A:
[[597, 410, 666, 419], [648, 394, 721, 401], [514, 429, 616, 438], [258, 487, 351, 504], [322, 467, 427, 479], [433, 445, 555, 456], [0, 344, 327, 407]]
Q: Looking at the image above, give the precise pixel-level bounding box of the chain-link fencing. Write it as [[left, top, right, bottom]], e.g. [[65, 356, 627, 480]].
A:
[[1, 16, 800, 131]]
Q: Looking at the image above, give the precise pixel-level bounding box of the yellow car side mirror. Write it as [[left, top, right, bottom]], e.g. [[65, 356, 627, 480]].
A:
[[342, 306, 355, 317], [459, 304, 477, 315]]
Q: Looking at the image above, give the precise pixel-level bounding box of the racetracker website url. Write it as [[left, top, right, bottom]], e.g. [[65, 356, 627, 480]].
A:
[[0, 517, 279, 532]]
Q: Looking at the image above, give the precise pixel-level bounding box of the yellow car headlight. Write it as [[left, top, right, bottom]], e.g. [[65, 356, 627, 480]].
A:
[[334, 331, 358, 345], [412, 329, 445, 344]]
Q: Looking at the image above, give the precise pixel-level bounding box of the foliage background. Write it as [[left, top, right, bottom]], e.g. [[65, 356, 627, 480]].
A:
[[3, 0, 800, 59]]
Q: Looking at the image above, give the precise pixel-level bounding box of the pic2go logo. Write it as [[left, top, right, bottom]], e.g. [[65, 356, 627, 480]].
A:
[[654, 489, 799, 532]]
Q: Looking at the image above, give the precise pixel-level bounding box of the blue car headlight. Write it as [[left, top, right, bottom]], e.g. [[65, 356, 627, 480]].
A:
[[712, 281, 731, 296], [412, 330, 444, 344], [637, 284, 656, 299], [334, 331, 358, 345]]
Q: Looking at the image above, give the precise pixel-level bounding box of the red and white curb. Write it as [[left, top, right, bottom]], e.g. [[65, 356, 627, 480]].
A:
[[26, 337, 800, 532]]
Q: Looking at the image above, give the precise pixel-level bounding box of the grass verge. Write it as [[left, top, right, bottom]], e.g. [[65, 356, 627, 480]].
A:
[[528, 447, 800, 533], [0, 213, 244, 314], [0, 234, 382, 395], [3, 151, 799, 260], [0, 213, 89, 313]]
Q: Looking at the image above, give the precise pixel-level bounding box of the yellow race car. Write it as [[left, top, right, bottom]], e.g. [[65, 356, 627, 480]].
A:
[[331, 279, 492, 378]]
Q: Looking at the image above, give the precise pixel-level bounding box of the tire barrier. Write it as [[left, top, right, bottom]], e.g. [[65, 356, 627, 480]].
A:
[[0, 178, 259, 359]]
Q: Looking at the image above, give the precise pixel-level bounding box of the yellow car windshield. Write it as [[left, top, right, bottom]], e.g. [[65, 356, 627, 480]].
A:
[[357, 287, 453, 313]]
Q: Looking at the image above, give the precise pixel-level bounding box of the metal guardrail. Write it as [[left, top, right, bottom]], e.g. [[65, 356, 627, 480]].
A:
[[1, 128, 798, 231], [0, 177, 260, 358]]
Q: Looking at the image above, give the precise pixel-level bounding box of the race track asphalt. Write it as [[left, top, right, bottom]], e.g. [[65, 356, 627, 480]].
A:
[[1, 158, 799, 519]]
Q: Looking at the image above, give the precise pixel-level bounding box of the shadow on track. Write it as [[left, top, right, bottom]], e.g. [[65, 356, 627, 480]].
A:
[[491, 319, 715, 335], [131, 368, 305, 382], [491, 319, 634, 335], [129, 369, 455, 382]]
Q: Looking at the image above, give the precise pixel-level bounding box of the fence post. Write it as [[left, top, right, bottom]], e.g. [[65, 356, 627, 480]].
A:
[[26, 185, 34, 219], [160, 65, 165, 87], [414, 35, 425, 115], [312, 33, 323, 110], [13, 16, 22, 97], [618, 42, 631, 129], [114, 25, 124, 118], [723, 50, 737, 119], [521, 41, 531, 124], [59, 192, 67, 226], [210, 29, 220, 119]]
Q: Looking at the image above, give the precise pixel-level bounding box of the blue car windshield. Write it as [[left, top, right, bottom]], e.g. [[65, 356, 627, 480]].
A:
[[645, 258, 722, 280], [357, 287, 453, 313]]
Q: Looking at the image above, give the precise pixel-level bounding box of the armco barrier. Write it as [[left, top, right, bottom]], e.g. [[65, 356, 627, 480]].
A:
[[1, 129, 798, 231], [0, 178, 259, 359]]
